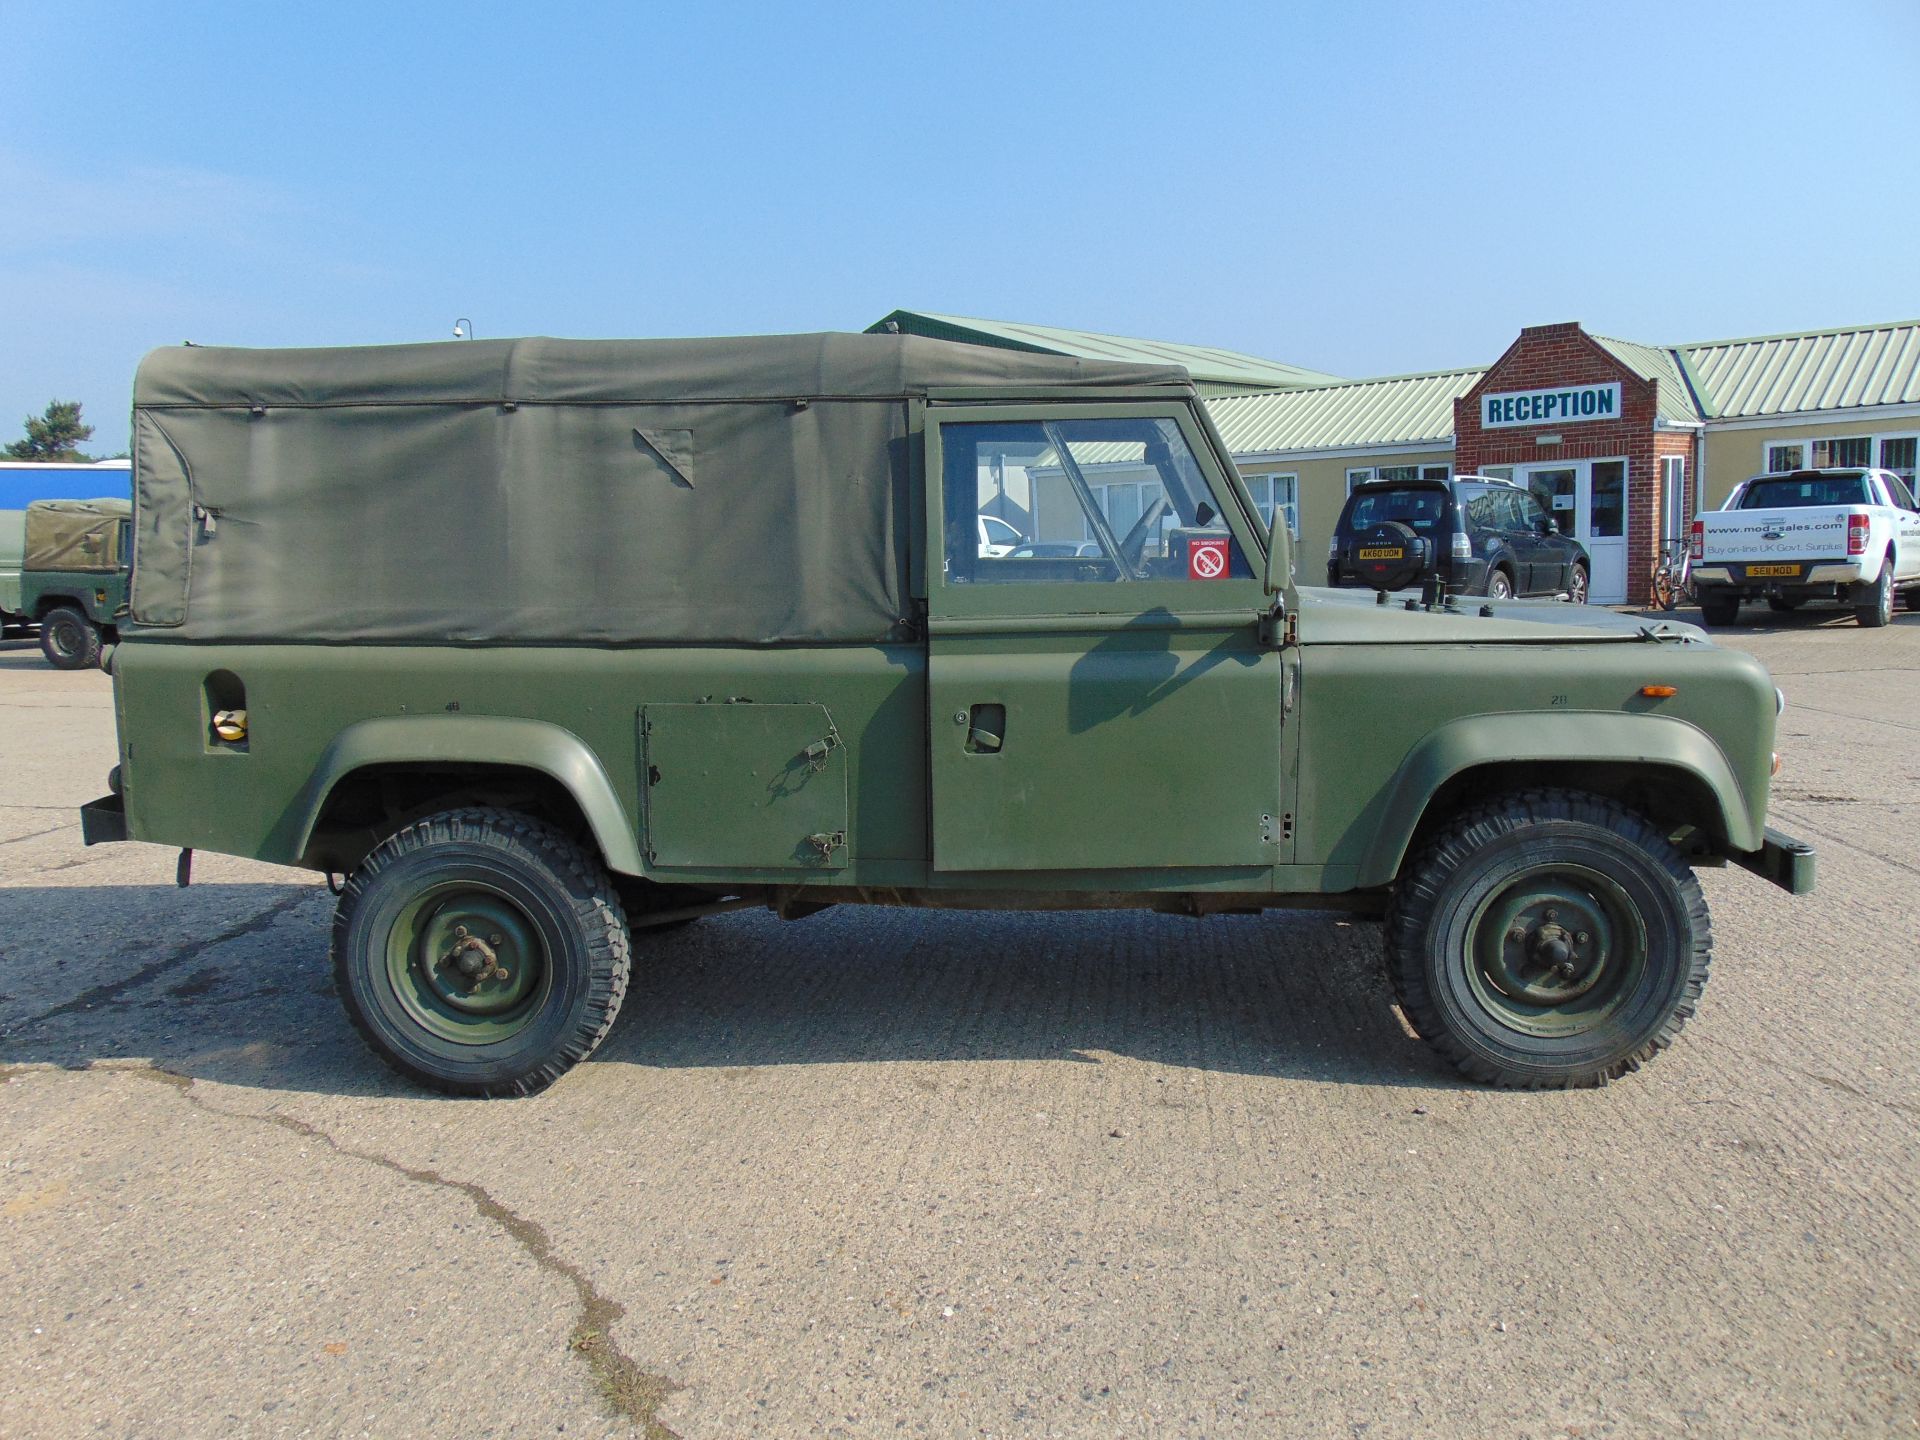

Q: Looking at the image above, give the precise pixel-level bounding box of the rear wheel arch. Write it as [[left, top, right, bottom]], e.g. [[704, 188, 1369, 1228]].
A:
[[290, 716, 645, 878]]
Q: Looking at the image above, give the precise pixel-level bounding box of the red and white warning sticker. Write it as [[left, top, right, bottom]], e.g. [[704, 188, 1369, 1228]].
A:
[[1188, 537, 1229, 580]]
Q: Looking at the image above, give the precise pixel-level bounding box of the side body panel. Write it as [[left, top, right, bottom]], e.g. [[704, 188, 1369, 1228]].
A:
[[112, 642, 927, 883], [20, 569, 129, 625]]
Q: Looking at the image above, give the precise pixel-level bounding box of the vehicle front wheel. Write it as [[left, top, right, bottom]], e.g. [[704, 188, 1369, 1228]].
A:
[[1857, 564, 1894, 628], [1566, 563, 1588, 605], [39, 606, 101, 669], [1385, 789, 1710, 1088], [332, 808, 631, 1096], [1486, 569, 1514, 601], [1698, 590, 1740, 627]]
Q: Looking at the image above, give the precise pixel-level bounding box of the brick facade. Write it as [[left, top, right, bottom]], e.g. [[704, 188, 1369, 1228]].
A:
[[1453, 322, 1698, 606]]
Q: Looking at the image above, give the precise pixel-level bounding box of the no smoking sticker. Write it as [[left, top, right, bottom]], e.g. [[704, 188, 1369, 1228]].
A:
[[1188, 537, 1229, 580]]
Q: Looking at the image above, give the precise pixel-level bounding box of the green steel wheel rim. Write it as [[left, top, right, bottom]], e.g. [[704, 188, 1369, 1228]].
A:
[[382, 881, 551, 1045], [1463, 862, 1648, 1040]]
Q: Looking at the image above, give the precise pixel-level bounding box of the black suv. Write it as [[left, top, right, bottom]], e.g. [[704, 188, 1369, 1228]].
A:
[[1327, 474, 1590, 601]]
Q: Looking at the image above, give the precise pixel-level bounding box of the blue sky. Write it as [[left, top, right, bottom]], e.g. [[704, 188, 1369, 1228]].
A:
[[3, 0, 1916, 454]]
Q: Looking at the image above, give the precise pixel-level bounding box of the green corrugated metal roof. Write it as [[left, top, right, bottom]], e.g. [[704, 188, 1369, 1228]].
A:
[[1590, 334, 1706, 426], [868, 309, 1344, 392], [1676, 320, 1920, 420], [1205, 366, 1484, 457]]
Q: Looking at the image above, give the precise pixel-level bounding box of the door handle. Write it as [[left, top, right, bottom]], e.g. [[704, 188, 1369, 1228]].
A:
[[964, 703, 1006, 754]]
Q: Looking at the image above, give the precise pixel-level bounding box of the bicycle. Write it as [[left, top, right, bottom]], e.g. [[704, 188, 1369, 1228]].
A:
[[1649, 536, 1692, 612]]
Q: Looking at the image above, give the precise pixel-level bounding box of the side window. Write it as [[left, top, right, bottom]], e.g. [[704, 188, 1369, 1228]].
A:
[[1459, 485, 1493, 531], [940, 416, 1248, 585], [1516, 492, 1547, 530], [1885, 474, 1918, 512]]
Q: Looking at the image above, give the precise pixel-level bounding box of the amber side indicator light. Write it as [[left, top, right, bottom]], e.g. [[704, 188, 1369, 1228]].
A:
[[1639, 685, 1678, 698], [1771, 752, 1783, 777]]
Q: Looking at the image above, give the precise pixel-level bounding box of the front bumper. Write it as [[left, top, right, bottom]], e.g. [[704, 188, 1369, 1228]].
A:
[[79, 793, 127, 845], [1733, 826, 1815, 895]]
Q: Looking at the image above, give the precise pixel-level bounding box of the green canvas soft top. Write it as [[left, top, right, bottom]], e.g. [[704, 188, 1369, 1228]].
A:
[[24, 497, 131, 573], [129, 333, 1189, 645]]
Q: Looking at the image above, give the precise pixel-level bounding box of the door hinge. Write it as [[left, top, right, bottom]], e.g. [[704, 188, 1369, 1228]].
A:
[[803, 727, 843, 772]]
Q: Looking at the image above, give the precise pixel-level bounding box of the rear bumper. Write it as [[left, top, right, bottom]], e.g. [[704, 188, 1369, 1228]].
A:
[[1733, 826, 1815, 895], [79, 793, 128, 845]]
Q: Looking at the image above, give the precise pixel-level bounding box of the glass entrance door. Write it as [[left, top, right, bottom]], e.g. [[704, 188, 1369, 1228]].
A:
[[1518, 459, 1629, 603]]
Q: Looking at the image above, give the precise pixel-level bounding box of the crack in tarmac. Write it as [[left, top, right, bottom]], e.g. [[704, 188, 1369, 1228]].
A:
[[115, 1064, 684, 1436], [0, 823, 74, 848], [2, 888, 318, 1035]]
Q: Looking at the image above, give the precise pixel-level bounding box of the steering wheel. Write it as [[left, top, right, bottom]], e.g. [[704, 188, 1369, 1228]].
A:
[[1115, 493, 1171, 575]]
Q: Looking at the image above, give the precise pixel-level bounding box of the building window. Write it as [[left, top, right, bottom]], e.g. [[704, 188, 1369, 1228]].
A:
[[1814, 437, 1872, 467], [1661, 455, 1688, 542], [1348, 463, 1448, 492], [1242, 472, 1299, 538], [1879, 436, 1917, 490], [1769, 433, 1897, 477], [1481, 465, 1515, 482]]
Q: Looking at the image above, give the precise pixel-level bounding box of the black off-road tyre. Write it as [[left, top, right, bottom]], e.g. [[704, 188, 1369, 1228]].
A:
[[1486, 568, 1515, 601], [1385, 789, 1711, 1088], [332, 808, 630, 1097], [1856, 564, 1894, 628], [39, 606, 101, 670], [1698, 589, 1740, 627], [1567, 563, 1589, 605]]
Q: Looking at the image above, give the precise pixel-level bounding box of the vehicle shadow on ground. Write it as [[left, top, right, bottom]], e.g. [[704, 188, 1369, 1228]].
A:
[[0, 883, 1462, 1098], [1625, 604, 1920, 636]]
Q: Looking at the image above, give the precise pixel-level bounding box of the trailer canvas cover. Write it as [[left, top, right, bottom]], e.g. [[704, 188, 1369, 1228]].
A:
[[129, 333, 1186, 645]]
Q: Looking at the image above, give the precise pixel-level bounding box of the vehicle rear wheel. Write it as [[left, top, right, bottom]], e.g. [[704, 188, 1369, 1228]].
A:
[[1766, 597, 1802, 613], [1386, 789, 1710, 1088], [39, 606, 101, 670], [1904, 586, 1920, 612], [1698, 590, 1740, 627], [1486, 569, 1514, 601], [1566, 563, 1588, 605], [332, 808, 630, 1096], [1857, 564, 1894, 628]]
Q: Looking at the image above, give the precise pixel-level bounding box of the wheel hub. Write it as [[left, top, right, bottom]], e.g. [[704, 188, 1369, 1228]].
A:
[[408, 893, 540, 1021], [1483, 892, 1612, 1007]]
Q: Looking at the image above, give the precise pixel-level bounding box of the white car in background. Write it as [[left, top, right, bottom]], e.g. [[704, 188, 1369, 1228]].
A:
[[977, 514, 1024, 557], [1690, 467, 1920, 628]]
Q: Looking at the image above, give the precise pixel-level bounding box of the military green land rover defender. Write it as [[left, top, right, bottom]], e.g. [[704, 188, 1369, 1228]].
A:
[[81, 334, 1812, 1095], [12, 498, 132, 668]]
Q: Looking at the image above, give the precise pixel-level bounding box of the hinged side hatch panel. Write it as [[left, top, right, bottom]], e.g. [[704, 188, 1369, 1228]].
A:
[[640, 702, 848, 870]]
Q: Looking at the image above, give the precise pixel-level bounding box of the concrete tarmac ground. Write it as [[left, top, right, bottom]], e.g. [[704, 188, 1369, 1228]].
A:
[[1, 610, 1916, 1440]]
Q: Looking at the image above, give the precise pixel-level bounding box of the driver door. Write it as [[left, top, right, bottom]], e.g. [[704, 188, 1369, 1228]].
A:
[[923, 403, 1286, 876]]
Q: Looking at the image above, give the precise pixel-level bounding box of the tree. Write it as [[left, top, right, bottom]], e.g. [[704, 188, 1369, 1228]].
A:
[[5, 400, 96, 461]]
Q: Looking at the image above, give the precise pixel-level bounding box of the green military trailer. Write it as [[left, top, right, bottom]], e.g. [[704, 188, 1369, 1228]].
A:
[[12, 498, 133, 668], [81, 334, 1812, 1096]]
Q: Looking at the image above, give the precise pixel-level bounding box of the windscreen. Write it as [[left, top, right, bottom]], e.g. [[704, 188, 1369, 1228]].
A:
[[1344, 485, 1450, 536], [1738, 473, 1871, 509]]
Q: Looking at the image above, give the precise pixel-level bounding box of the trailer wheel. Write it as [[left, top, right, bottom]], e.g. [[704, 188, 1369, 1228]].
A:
[[1857, 564, 1894, 628], [332, 808, 631, 1096], [39, 606, 101, 669], [1386, 789, 1711, 1088]]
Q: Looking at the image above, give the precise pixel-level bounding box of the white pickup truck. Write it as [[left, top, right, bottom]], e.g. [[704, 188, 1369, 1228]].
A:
[[1690, 467, 1920, 628]]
